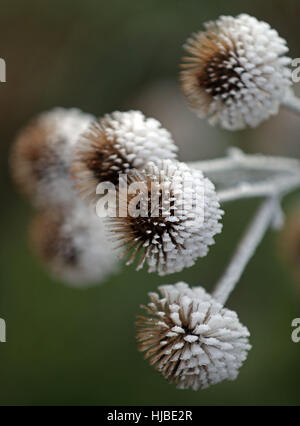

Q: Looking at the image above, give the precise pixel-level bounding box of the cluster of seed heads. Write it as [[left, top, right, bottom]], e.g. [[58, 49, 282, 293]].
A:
[[11, 108, 118, 286], [10, 11, 294, 391]]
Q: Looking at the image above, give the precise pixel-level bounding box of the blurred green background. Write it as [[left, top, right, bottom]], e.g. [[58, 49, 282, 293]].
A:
[[1, 0, 300, 405]]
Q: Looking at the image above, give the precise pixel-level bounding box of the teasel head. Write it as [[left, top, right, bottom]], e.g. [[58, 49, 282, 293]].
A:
[[136, 282, 251, 390], [30, 201, 119, 287], [71, 110, 178, 203], [10, 108, 94, 207], [180, 14, 292, 130], [109, 159, 223, 276]]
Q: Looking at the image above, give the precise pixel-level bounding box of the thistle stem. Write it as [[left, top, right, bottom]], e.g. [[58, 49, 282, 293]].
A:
[[188, 148, 300, 175], [217, 172, 300, 203], [188, 148, 300, 203], [213, 197, 278, 305], [281, 90, 300, 115]]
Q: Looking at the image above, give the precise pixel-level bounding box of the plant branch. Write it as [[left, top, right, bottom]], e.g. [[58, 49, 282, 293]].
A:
[[213, 197, 278, 305], [188, 147, 300, 175], [188, 148, 300, 203], [217, 172, 300, 203]]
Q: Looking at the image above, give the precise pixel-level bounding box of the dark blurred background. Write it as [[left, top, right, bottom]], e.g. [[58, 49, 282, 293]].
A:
[[1, 0, 300, 405]]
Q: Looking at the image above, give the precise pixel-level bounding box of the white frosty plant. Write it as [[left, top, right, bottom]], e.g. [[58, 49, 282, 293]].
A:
[[180, 13, 300, 130], [136, 282, 251, 390], [109, 159, 223, 275], [136, 194, 291, 390], [9, 12, 300, 392], [10, 107, 94, 207], [72, 110, 178, 202], [30, 200, 119, 287]]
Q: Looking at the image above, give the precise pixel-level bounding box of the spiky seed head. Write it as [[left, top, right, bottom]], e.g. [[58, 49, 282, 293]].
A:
[[30, 201, 119, 287], [109, 159, 223, 276], [10, 108, 94, 207], [136, 282, 251, 390], [71, 110, 178, 203], [180, 14, 292, 130]]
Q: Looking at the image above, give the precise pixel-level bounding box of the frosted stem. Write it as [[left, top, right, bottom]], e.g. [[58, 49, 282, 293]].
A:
[[188, 148, 300, 175], [281, 91, 300, 115], [213, 197, 278, 305], [217, 172, 300, 203], [188, 148, 300, 203]]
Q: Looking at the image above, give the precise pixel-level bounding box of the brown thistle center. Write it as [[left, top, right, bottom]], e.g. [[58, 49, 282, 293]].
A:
[[12, 120, 60, 184], [136, 294, 212, 388], [180, 32, 245, 104], [109, 172, 184, 268], [197, 50, 244, 97], [32, 211, 79, 267], [74, 124, 134, 188]]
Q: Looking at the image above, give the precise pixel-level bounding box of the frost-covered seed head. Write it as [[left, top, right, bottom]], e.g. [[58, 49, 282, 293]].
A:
[[180, 14, 292, 130], [71, 110, 178, 202], [109, 159, 223, 276], [136, 282, 251, 390], [10, 108, 93, 207], [30, 202, 119, 287]]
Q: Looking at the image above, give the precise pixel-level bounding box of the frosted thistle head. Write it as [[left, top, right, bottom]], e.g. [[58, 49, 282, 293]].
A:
[[30, 202, 119, 287], [10, 108, 93, 207], [72, 110, 178, 202], [136, 282, 251, 390], [180, 14, 292, 130], [109, 159, 223, 276]]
